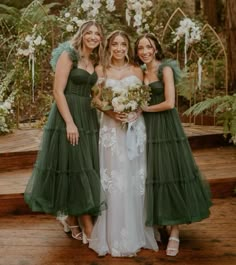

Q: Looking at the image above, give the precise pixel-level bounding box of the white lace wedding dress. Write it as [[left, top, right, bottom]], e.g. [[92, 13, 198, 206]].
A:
[[89, 76, 158, 257]]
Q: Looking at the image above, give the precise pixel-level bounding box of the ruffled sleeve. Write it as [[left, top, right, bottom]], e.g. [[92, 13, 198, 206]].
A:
[[50, 41, 78, 72], [158, 59, 182, 85]]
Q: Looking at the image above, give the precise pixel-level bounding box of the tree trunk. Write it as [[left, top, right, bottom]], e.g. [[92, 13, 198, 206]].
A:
[[202, 0, 218, 27], [195, 0, 201, 14], [226, 0, 236, 92]]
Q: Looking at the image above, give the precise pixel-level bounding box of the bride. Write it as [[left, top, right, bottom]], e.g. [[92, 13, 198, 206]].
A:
[[89, 30, 158, 257]]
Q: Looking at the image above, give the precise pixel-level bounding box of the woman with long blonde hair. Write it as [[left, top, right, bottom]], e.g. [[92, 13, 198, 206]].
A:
[[24, 21, 106, 243]]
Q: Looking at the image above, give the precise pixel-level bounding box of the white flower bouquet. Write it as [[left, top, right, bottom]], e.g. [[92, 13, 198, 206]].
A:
[[100, 83, 151, 121]]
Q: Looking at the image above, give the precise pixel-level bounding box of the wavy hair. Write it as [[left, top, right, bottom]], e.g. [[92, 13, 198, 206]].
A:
[[71, 20, 104, 65], [103, 30, 134, 70], [134, 33, 165, 65]]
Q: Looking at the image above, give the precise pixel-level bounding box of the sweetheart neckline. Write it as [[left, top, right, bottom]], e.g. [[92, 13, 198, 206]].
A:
[[106, 75, 142, 83], [76, 68, 96, 76]]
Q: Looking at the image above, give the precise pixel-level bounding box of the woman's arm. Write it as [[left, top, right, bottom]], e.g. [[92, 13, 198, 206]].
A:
[[142, 66, 175, 112], [53, 51, 79, 145]]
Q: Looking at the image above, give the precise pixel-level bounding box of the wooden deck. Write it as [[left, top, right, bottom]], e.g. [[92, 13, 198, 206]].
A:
[[0, 146, 235, 196], [0, 197, 235, 265], [0, 125, 235, 196], [0, 125, 235, 209], [0, 125, 235, 264], [0, 125, 225, 153]]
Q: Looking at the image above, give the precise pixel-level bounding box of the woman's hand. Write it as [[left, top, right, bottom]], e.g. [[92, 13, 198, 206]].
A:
[[66, 121, 79, 146], [141, 105, 151, 112], [136, 107, 142, 117], [106, 110, 128, 122]]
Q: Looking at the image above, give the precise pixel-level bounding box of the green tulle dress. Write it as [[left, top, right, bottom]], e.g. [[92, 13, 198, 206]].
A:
[[24, 43, 106, 216], [144, 60, 212, 226]]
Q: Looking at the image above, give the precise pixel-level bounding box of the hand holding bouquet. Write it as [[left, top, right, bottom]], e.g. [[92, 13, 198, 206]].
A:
[[100, 83, 151, 122]]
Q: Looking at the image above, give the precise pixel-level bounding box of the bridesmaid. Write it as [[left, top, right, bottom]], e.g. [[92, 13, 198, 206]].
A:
[[24, 21, 106, 242], [134, 33, 212, 256]]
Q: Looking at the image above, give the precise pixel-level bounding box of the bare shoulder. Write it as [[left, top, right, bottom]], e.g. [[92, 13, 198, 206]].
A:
[[162, 65, 174, 76], [57, 51, 72, 65], [130, 64, 143, 81], [55, 51, 72, 72], [162, 66, 174, 84]]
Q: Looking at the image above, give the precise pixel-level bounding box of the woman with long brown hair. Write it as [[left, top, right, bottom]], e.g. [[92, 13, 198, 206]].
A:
[[89, 30, 158, 257], [134, 33, 212, 256]]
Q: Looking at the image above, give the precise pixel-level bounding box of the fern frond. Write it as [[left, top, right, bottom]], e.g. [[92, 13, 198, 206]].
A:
[[42, 3, 61, 12], [215, 101, 233, 113], [184, 95, 235, 116], [0, 4, 20, 16], [0, 4, 21, 25], [18, 1, 60, 29], [184, 98, 216, 116]]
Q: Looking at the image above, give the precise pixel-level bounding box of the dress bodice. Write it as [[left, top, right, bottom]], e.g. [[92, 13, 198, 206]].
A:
[[64, 68, 97, 97], [105, 75, 142, 90], [50, 42, 98, 97], [148, 59, 182, 105], [149, 80, 165, 105]]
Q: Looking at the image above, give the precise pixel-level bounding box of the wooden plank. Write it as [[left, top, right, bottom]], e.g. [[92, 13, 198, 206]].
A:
[[0, 151, 37, 172], [0, 169, 32, 194], [0, 126, 224, 154], [0, 126, 228, 172], [0, 194, 33, 216], [0, 147, 235, 215], [0, 128, 42, 153], [208, 178, 236, 198], [0, 198, 235, 265]]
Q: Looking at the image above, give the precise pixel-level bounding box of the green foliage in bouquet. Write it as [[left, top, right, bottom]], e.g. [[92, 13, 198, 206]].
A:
[[99, 83, 152, 113]]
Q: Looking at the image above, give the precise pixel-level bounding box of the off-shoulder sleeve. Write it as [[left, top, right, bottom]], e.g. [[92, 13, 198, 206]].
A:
[[158, 59, 182, 85], [50, 41, 78, 72]]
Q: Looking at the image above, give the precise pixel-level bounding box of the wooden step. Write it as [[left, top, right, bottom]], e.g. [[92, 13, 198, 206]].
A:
[[0, 197, 235, 265], [0, 168, 32, 195], [0, 193, 32, 216], [1, 179, 235, 216], [0, 126, 227, 172], [0, 151, 37, 172], [0, 146, 235, 216]]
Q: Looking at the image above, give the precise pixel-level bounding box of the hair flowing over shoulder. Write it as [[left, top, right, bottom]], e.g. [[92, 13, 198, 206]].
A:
[[71, 20, 104, 65]]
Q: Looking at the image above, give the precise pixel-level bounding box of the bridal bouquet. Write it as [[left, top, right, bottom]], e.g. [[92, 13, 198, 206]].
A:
[[101, 83, 151, 115]]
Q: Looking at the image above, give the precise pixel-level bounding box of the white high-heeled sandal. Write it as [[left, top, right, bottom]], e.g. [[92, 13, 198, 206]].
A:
[[60, 219, 82, 240], [82, 230, 98, 244], [82, 231, 89, 244], [166, 236, 180, 256]]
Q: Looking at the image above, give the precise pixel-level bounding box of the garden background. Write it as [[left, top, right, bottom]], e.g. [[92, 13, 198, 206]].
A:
[[0, 0, 236, 143]]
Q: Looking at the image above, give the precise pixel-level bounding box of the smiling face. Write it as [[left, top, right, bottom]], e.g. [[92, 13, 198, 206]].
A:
[[136, 37, 156, 64], [109, 35, 128, 61], [82, 24, 102, 51]]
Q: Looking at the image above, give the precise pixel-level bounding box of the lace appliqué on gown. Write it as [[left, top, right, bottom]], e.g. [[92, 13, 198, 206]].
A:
[[99, 125, 117, 156], [101, 168, 126, 193], [89, 75, 158, 256]]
